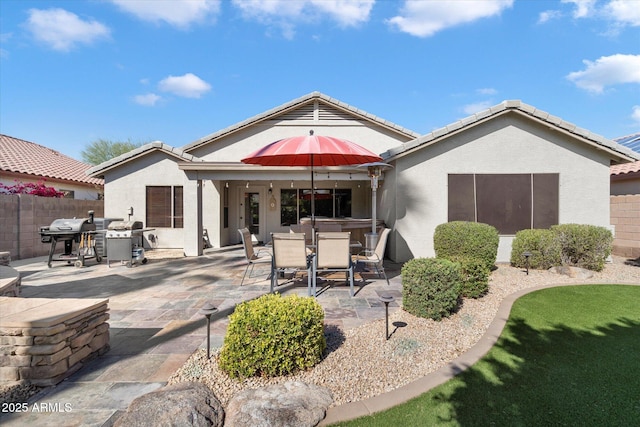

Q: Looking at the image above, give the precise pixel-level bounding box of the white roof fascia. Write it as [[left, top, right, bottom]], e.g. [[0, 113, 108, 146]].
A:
[[383, 100, 639, 163]]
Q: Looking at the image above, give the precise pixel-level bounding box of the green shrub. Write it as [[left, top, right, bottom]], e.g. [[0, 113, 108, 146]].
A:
[[402, 258, 462, 320], [458, 259, 490, 298], [510, 229, 562, 269], [433, 221, 499, 270], [551, 224, 613, 272], [218, 293, 326, 378]]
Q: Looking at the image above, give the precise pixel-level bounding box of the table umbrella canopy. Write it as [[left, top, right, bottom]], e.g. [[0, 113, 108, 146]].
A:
[[241, 130, 382, 167], [241, 130, 382, 226]]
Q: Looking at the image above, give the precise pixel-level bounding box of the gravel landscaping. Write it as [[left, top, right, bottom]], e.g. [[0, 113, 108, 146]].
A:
[[168, 257, 640, 407], [2, 257, 638, 409]]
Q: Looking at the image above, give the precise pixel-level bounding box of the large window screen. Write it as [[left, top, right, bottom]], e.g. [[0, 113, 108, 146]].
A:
[[448, 173, 558, 234]]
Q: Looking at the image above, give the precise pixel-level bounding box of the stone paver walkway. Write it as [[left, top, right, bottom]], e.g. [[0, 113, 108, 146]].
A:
[[0, 248, 402, 426]]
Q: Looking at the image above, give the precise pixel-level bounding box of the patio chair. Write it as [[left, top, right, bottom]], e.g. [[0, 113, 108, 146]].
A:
[[238, 228, 272, 286], [290, 223, 314, 245], [271, 233, 314, 295], [353, 227, 390, 285], [313, 232, 355, 297]]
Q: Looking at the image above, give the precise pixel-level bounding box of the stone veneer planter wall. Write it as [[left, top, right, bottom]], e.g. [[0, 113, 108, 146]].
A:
[[0, 297, 109, 386]]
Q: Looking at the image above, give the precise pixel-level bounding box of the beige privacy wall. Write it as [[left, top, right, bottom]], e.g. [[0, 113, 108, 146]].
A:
[[610, 195, 640, 259]]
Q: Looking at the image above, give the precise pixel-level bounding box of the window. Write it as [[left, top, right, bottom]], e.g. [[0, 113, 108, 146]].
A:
[[280, 188, 352, 226], [146, 186, 183, 228], [448, 174, 558, 234]]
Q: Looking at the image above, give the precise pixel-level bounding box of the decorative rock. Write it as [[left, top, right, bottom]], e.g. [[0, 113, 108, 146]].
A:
[[548, 266, 594, 279], [225, 381, 333, 427], [114, 382, 224, 427], [0, 252, 10, 266]]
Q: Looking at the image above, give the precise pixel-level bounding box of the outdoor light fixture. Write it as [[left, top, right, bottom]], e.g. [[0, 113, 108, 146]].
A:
[[246, 181, 249, 188], [225, 182, 229, 188], [290, 180, 294, 188], [379, 293, 395, 340], [270, 181, 273, 188], [198, 302, 218, 359], [523, 251, 532, 275]]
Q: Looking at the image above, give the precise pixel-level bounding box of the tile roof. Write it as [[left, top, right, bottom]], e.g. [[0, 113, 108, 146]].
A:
[[383, 100, 640, 163], [182, 91, 420, 152], [611, 160, 640, 176], [0, 134, 103, 186], [86, 141, 202, 177]]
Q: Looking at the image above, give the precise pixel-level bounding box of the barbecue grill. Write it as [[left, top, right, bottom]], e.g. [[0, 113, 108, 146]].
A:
[[39, 211, 101, 268], [106, 220, 149, 267]]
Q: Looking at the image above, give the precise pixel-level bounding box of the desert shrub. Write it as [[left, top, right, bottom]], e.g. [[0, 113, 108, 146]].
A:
[[402, 258, 462, 320], [510, 229, 562, 269], [433, 221, 498, 298], [551, 224, 613, 272], [433, 221, 499, 270], [458, 259, 490, 298], [218, 293, 326, 378]]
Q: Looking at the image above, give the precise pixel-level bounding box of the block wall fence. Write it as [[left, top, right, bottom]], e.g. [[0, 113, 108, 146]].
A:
[[0, 195, 104, 260], [610, 195, 640, 259]]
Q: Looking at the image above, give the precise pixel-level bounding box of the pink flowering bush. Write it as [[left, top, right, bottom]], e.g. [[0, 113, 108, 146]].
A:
[[0, 179, 65, 197]]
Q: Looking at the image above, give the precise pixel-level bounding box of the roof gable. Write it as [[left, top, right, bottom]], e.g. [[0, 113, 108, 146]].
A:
[[87, 141, 201, 178], [384, 100, 639, 163], [182, 91, 420, 153], [0, 134, 103, 186]]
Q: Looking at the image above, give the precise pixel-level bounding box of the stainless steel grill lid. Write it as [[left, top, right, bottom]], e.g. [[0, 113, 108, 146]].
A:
[[107, 220, 143, 231]]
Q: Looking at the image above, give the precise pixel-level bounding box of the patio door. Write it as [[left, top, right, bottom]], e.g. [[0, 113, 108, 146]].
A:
[[239, 188, 266, 243]]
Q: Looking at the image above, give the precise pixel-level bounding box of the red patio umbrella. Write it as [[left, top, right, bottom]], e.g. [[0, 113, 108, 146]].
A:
[[241, 130, 382, 226]]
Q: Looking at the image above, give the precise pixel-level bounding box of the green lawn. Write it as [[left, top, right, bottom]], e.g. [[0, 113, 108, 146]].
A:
[[334, 285, 640, 426]]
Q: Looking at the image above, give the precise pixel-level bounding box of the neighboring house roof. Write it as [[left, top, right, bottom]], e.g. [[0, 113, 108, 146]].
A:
[[182, 91, 420, 153], [383, 100, 640, 164], [611, 160, 640, 177], [614, 132, 640, 153], [86, 141, 202, 177], [0, 134, 103, 186]]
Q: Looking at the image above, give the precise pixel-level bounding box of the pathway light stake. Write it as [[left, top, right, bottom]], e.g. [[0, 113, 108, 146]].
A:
[[198, 302, 218, 359], [523, 251, 532, 275], [379, 293, 395, 340]]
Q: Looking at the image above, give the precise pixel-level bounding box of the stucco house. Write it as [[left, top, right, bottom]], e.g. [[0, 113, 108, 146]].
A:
[[1, 134, 103, 200], [87, 92, 638, 262]]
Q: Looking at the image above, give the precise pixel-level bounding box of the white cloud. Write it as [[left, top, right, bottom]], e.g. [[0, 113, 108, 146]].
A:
[[604, 0, 640, 27], [566, 54, 640, 93], [561, 0, 596, 19], [231, 0, 374, 38], [462, 101, 493, 115], [632, 105, 640, 125], [24, 8, 110, 51], [134, 93, 162, 106], [158, 73, 212, 98], [538, 9, 563, 24], [387, 0, 513, 37], [477, 88, 497, 95], [109, 0, 221, 29]]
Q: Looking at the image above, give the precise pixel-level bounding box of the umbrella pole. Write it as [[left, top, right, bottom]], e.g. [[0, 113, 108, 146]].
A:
[[311, 155, 315, 229]]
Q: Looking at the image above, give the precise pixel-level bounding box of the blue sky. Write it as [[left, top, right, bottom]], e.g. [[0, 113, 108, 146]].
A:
[[1, 0, 639, 161]]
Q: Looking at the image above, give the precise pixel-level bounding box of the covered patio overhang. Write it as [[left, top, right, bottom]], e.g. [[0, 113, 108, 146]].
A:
[[177, 162, 383, 256]]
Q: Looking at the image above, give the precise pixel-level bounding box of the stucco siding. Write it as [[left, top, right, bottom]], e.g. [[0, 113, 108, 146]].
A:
[[103, 152, 187, 249], [387, 114, 613, 263], [187, 121, 408, 161]]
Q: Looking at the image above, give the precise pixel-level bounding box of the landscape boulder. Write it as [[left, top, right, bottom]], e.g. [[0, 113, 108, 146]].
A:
[[225, 381, 333, 427], [114, 381, 224, 427]]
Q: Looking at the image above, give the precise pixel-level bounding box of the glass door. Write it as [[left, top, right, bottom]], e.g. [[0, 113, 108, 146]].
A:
[[239, 189, 264, 242]]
